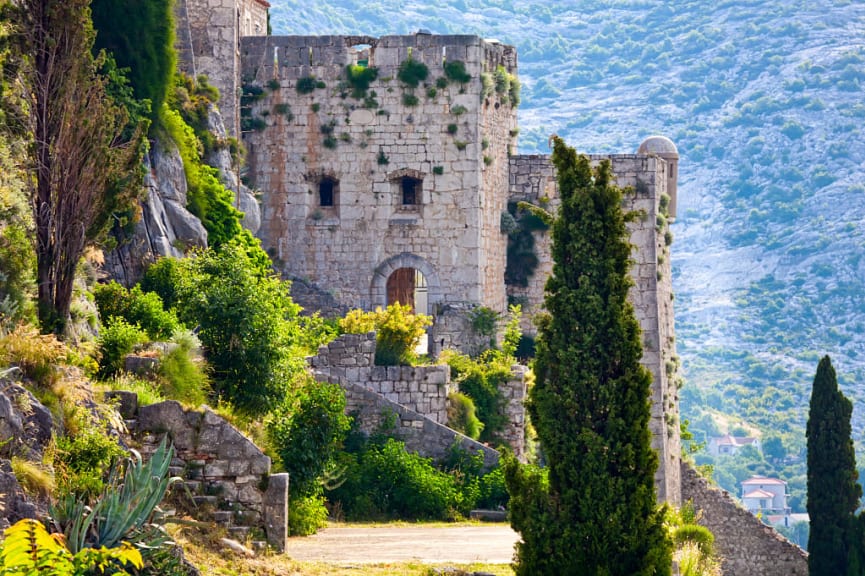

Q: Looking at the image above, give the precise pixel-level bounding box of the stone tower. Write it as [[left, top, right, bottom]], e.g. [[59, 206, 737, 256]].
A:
[[174, 0, 270, 137], [240, 34, 518, 341]]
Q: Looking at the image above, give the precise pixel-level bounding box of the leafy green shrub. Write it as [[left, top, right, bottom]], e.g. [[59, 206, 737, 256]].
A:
[[444, 350, 511, 444], [402, 93, 419, 106], [346, 65, 379, 98], [157, 331, 209, 407], [447, 392, 484, 440], [447, 123, 458, 134], [470, 306, 499, 340], [477, 465, 509, 509], [173, 245, 302, 416], [397, 58, 429, 88], [330, 438, 461, 520], [340, 303, 432, 366], [289, 493, 329, 536], [296, 76, 318, 94], [141, 257, 184, 311], [94, 281, 181, 340], [54, 429, 126, 500], [266, 378, 350, 497], [444, 60, 471, 84], [97, 318, 148, 379]]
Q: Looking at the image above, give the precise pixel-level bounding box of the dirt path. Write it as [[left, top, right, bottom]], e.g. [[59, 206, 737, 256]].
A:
[[284, 525, 520, 564]]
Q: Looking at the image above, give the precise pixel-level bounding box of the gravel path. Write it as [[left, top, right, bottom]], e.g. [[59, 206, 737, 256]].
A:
[[284, 525, 520, 564]]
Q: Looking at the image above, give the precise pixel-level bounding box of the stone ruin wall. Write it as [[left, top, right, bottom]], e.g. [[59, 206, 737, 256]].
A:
[[310, 332, 527, 461], [122, 398, 288, 551], [681, 463, 808, 576], [508, 153, 681, 505], [240, 35, 518, 315]]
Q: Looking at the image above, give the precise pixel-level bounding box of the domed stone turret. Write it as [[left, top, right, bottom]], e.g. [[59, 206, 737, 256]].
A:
[[638, 136, 679, 219]]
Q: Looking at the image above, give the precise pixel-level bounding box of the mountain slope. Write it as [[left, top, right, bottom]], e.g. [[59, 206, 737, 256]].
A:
[[266, 1, 865, 454]]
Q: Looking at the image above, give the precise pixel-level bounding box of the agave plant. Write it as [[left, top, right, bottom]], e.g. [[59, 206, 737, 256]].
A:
[[51, 438, 179, 554]]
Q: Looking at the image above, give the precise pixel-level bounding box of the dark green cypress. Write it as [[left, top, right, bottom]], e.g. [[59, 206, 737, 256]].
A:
[[505, 137, 671, 575], [807, 355, 861, 576], [90, 0, 175, 119]]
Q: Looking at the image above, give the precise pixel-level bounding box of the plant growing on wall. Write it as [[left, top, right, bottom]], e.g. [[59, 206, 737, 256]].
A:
[[444, 60, 472, 84], [346, 65, 378, 99], [504, 202, 548, 287], [397, 57, 429, 88]]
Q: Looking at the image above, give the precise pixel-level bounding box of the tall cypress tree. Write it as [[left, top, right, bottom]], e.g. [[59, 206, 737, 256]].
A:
[[505, 137, 671, 575], [807, 355, 861, 576]]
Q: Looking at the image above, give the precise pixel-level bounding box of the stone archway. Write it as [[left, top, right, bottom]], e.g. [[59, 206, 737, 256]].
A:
[[370, 253, 442, 316]]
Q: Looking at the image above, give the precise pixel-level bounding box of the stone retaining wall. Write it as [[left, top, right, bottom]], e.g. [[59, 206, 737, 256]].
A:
[[310, 332, 454, 424], [310, 332, 525, 461], [681, 462, 808, 576], [338, 381, 499, 469]]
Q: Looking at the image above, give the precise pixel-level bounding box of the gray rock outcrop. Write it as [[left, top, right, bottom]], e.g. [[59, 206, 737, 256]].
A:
[[104, 104, 261, 286]]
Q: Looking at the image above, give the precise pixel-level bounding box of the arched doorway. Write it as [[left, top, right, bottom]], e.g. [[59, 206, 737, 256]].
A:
[[386, 268, 428, 314], [370, 253, 442, 316]]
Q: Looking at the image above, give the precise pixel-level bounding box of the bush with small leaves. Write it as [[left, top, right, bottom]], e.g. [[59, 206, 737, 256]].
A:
[[97, 318, 148, 379]]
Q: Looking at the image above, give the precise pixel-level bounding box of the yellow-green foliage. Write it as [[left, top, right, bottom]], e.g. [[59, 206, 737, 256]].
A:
[[340, 303, 432, 366], [0, 518, 142, 576], [157, 330, 209, 407], [0, 324, 69, 386], [0, 137, 35, 327], [667, 504, 721, 576], [105, 375, 165, 407], [158, 105, 243, 247], [447, 392, 484, 440], [9, 458, 54, 499]]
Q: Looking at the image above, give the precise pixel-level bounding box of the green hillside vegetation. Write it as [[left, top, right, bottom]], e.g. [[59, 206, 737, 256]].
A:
[[266, 0, 865, 503]]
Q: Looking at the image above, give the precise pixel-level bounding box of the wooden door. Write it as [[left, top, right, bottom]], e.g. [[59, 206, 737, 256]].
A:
[[386, 268, 416, 312]]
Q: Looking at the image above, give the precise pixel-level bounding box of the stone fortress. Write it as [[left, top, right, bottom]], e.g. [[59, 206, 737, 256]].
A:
[[168, 2, 809, 573]]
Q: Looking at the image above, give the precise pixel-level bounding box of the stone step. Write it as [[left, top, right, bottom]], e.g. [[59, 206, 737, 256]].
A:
[[183, 480, 202, 493], [168, 466, 185, 478], [213, 511, 234, 526], [228, 526, 250, 539], [192, 495, 218, 507]]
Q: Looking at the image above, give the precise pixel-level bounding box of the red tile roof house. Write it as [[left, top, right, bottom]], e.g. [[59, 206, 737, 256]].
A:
[[741, 476, 790, 515]]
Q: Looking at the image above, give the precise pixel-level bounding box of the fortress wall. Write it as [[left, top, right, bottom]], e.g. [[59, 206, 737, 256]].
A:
[[478, 44, 519, 316], [240, 35, 517, 312], [508, 153, 681, 505], [681, 463, 808, 576]]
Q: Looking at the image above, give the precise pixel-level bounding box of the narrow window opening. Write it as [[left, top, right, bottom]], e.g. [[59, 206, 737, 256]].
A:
[[401, 177, 421, 205], [319, 177, 337, 207]]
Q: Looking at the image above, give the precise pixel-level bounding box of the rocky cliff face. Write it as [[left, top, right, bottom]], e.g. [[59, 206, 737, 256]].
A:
[[104, 107, 260, 286]]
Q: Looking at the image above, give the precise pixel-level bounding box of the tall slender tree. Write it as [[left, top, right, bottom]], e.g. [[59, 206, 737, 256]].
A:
[[505, 137, 671, 575], [807, 355, 861, 576], [14, 0, 142, 333]]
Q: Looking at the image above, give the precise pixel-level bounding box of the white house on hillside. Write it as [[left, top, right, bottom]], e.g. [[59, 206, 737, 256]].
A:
[[709, 434, 760, 456], [741, 476, 789, 515]]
